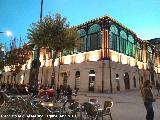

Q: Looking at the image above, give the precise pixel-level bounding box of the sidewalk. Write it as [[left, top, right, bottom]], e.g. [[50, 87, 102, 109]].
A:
[[76, 89, 160, 120]]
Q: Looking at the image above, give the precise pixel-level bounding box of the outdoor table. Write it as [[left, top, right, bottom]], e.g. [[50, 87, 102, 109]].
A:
[[88, 101, 100, 108], [41, 102, 64, 109], [9, 95, 30, 99], [31, 97, 47, 105]]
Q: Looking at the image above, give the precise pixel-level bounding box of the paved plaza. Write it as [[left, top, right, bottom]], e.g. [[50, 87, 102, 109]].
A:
[[1, 89, 160, 120], [76, 89, 160, 120]]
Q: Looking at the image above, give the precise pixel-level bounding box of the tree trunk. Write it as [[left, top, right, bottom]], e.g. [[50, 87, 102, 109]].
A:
[[28, 48, 41, 95], [51, 51, 58, 86]]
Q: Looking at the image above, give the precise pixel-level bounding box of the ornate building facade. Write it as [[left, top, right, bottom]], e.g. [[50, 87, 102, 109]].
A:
[[2, 15, 160, 93]]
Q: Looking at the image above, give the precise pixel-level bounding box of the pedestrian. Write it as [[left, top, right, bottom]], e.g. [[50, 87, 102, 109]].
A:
[[66, 85, 72, 100], [46, 85, 55, 100], [156, 80, 160, 96], [141, 80, 156, 120], [56, 86, 61, 100]]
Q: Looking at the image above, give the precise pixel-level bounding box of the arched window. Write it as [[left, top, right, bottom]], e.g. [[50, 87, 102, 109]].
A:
[[89, 70, 95, 91], [87, 24, 101, 51], [75, 71, 80, 90], [110, 25, 119, 51], [137, 42, 142, 61], [116, 74, 120, 91], [147, 46, 152, 62], [133, 76, 136, 88], [120, 30, 127, 54], [128, 35, 135, 57], [124, 72, 130, 89], [77, 29, 86, 52]]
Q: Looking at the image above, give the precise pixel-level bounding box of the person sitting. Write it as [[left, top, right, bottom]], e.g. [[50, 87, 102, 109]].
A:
[[46, 85, 55, 100], [6, 85, 19, 95], [38, 85, 45, 97]]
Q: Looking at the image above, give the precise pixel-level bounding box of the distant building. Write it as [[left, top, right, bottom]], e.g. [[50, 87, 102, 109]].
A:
[[148, 38, 160, 50], [2, 15, 160, 93]]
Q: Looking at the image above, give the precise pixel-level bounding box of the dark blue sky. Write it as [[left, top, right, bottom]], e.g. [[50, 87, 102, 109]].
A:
[[0, 0, 160, 48]]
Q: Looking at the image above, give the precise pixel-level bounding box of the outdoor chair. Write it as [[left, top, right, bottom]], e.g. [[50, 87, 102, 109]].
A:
[[0, 92, 11, 106], [89, 98, 98, 103], [36, 103, 60, 120], [72, 89, 79, 98], [23, 99, 38, 120], [36, 103, 53, 120], [63, 101, 81, 120], [89, 98, 100, 108], [0, 92, 17, 114], [82, 102, 99, 120], [57, 97, 67, 103], [98, 100, 114, 120], [0, 92, 4, 105], [18, 97, 33, 115], [63, 99, 76, 112]]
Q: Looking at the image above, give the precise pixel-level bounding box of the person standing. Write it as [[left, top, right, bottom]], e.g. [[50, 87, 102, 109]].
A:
[[66, 85, 72, 100], [141, 80, 155, 120]]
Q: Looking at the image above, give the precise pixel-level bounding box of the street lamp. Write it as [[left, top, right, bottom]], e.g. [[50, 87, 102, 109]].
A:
[[0, 30, 12, 51], [0, 31, 12, 37], [0, 70, 2, 84]]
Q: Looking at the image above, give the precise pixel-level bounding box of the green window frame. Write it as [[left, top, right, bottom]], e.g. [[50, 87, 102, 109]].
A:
[[110, 25, 119, 51], [128, 35, 135, 57], [137, 42, 142, 61], [77, 29, 87, 52], [147, 46, 152, 62], [120, 30, 127, 54], [87, 24, 101, 51]]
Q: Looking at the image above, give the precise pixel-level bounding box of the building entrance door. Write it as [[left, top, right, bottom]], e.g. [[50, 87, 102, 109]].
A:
[[89, 70, 95, 91], [124, 72, 130, 90], [75, 71, 80, 90], [89, 77, 95, 91], [63, 72, 68, 89]]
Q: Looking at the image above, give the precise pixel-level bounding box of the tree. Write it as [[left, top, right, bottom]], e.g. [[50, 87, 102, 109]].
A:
[[0, 43, 5, 84], [0, 43, 5, 72], [27, 13, 80, 86], [5, 38, 32, 83]]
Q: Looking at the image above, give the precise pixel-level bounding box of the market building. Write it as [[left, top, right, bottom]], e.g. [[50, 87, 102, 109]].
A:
[[2, 15, 160, 93]]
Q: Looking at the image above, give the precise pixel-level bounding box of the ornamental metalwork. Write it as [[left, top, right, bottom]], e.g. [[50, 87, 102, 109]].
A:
[[87, 24, 101, 51], [120, 30, 127, 54], [110, 25, 119, 51]]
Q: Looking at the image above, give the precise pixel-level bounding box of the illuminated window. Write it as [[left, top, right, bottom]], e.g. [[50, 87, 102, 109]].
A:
[[87, 24, 101, 51], [120, 30, 127, 54], [128, 35, 135, 57], [136, 42, 142, 61], [77, 29, 86, 52], [47, 49, 52, 59], [110, 25, 119, 51], [147, 46, 152, 62]]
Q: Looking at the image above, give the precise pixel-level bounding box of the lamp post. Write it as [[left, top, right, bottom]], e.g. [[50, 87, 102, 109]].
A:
[[28, 0, 44, 94], [0, 70, 2, 85], [0, 30, 12, 52], [40, 0, 43, 20], [0, 44, 4, 83]]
